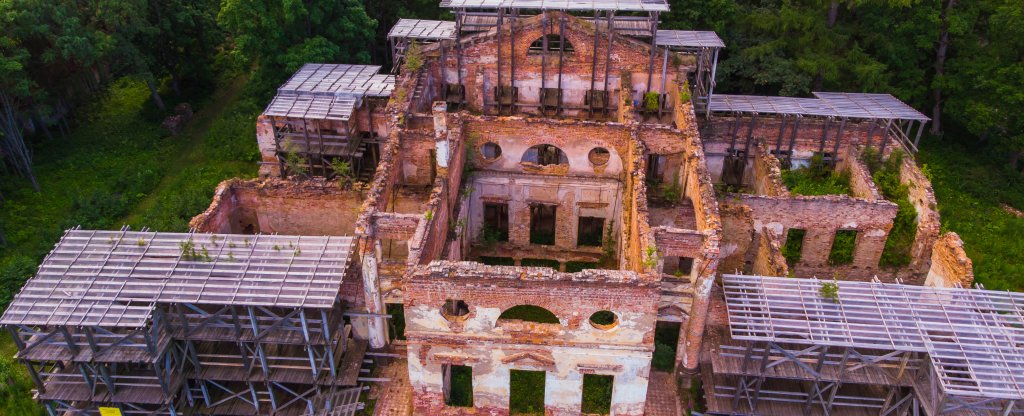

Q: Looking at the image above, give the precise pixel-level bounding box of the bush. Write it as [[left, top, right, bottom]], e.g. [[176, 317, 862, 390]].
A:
[[866, 150, 917, 267], [643, 92, 661, 112], [782, 153, 852, 196], [828, 230, 857, 265], [782, 229, 806, 266]]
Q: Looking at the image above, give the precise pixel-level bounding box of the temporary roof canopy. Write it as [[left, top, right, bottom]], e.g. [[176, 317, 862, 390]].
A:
[[387, 19, 458, 41], [0, 228, 355, 328], [264, 64, 394, 122], [278, 64, 395, 98], [440, 0, 670, 12], [654, 30, 725, 49], [722, 274, 1024, 400], [710, 93, 929, 121], [264, 95, 358, 122]]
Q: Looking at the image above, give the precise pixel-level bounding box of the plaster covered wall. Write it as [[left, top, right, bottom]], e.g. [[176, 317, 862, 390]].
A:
[[466, 173, 623, 255], [405, 262, 658, 416]]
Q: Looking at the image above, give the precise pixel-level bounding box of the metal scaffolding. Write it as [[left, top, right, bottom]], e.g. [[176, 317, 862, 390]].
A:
[[710, 274, 1024, 415], [709, 93, 930, 156], [1, 228, 369, 415], [263, 64, 392, 178], [654, 30, 724, 116], [387, 19, 457, 71]]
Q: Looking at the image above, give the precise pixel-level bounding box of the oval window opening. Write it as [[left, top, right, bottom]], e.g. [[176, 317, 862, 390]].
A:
[[441, 299, 470, 322], [481, 142, 502, 161], [522, 144, 568, 166], [589, 310, 618, 330], [589, 147, 610, 166]]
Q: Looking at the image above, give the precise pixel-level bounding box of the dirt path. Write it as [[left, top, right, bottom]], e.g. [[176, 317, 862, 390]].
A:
[[123, 75, 249, 224]]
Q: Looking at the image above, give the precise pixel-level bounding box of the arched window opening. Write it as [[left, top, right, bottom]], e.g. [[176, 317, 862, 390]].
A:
[[529, 35, 575, 53], [522, 144, 568, 166], [497, 305, 560, 324]]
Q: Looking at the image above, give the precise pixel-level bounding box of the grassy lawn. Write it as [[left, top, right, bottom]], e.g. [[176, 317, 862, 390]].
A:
[[0, 74, 262, 414], [917, 136, 1024, 291]]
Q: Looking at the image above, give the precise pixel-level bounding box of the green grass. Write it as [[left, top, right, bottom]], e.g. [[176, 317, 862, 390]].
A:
[[581, 374, 613, 414], [0, 73, 263, 415], [510, 369, 545, 415], [917, 136, 1024, 290], [782, 154, 853, 196], [498, 305, 560, 324]]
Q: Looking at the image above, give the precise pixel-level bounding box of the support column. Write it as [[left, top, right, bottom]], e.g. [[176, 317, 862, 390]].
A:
[[680, 255, 715, 375], [361, 239, 388, 349], [433, 102, 450, 168]]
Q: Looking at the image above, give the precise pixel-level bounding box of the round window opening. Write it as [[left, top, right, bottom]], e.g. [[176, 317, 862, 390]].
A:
[[481, 142, 502, 161], [441, 299, 470, 322], [589, 310, 618, 330], [588, 147, 610, 166]]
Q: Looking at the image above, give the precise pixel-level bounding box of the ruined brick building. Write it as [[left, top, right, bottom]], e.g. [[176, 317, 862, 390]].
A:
[[5, 1, 1015, 415]]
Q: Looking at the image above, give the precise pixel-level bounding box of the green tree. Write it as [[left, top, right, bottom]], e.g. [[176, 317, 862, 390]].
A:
[[943, 0, 1024, 168], [0, 7, 38, 191], [218, 0, 376, 80]]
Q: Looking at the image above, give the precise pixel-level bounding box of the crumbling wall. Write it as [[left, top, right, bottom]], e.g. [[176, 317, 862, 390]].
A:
[[716, 203, 755, 275], [751, 228, 789, 277], [399, 130, 437, 186], [466, 172, 623, 260], [670, 102, 723, 374], [737, 194, 898, 280], [445, 12, 690, 117], [463, 116, 630, 178], [841, 151, 882, 201], [637, 126, 690, 184], [405, 261, 658, 416], [702, 117, 887, 157], [752, 142, 788, 196], [924, 232, 975, 288], [900, 155, 941, 278], [190, 178, 365, 235]]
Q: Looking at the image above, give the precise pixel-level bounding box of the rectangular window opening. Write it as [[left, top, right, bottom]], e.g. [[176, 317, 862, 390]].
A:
[[510, 369, 545, 414], [829, 229, 857, 265], [443, 364, 473, 407], [582, 374, 614, 415], [483, 202, 510, 242], [663, 256, 694, 277], [529, 204, 557, 245], [577, 217, 605, 247], [782, 229, 806, 266], [647, 154, 664, 184], [386, 303, 405, 341], [654, 321, 681, 372], [521, 258, 561, 270]]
